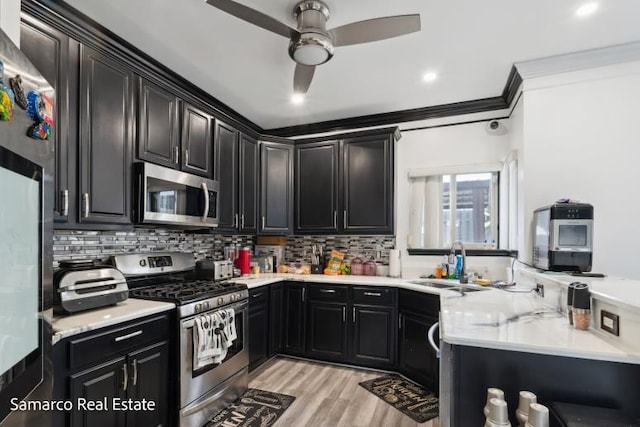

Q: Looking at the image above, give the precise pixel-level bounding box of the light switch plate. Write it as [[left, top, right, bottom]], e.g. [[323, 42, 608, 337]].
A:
[[600, 310, 620, 336]]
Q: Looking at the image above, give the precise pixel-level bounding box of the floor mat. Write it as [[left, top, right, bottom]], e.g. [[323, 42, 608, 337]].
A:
[[359, 375, 438, 423], [205, 388, 295, 427]]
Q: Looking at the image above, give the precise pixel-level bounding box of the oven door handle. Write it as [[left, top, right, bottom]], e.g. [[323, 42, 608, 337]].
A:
[[182, 300, 248, 329], [201, 182, 210, 223]]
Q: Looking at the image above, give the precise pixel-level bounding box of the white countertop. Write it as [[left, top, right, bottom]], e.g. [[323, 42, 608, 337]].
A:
[[44, 299, 175, 345], [232, 272, 640, 364]]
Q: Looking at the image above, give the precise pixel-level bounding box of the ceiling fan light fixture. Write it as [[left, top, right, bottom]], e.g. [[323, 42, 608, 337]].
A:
[[289, 33, 334, 66]]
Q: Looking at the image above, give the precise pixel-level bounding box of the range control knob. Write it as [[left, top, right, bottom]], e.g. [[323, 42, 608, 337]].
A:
[[230, 294, 236, 302], [195, 303, 202, 313], [218, 297, 224, 306], [204, 301, 210, 310], [237, 293, 242, 300]]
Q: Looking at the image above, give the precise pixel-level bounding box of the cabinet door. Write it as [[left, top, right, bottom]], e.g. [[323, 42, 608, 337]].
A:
[[295, 141, 339, 233], [214, 121, 239, 231], [20, 16, 71, 223], [181, 103, 213, 178], [307, 301, 348, 362], [269, 283, 283, 356], [78, 45, 133, 225], [69, 357, 127, 427], [127, 342, 170, 427], [239, 134, 258, 233], [249, 290, 269, 372], [283, 283, 306, 355], [399, 311, 439, 391], [352, 304, 396, 368], [137, 77, 180, 169], [342, 135, 394, 234], [259, 142, 293, 234]]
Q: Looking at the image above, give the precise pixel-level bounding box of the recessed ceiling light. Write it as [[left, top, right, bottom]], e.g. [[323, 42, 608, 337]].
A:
[[575, 2, 599, 17], [422, 72, 438, 83], [291, 93, 305, 105]]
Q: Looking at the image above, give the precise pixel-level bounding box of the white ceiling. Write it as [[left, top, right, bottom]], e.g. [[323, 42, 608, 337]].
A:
[[63, 0, 640, 129]]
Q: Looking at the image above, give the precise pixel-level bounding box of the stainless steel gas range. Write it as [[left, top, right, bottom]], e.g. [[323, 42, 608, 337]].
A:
[[111, 253, 249, 427]]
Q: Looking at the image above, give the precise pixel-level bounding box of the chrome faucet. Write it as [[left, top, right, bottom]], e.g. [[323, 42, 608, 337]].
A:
[[450, 241, 467, 284]]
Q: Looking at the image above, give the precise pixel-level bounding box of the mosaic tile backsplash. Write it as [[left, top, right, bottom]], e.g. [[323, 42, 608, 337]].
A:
[[53, 229, 396, 267]]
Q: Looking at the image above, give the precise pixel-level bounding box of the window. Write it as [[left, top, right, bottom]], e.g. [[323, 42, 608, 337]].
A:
[[407, 171, 500, 249]]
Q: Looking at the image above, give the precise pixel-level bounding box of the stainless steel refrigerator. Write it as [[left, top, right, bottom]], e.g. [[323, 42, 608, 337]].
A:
[[0, 27, 54, 427]]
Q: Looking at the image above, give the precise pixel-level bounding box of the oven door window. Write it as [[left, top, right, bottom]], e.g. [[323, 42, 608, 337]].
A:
[[558, 224, 588, 247], [147, 177, 205, 217]]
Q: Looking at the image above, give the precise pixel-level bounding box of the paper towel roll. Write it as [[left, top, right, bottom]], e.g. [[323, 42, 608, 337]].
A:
[[389, 249, 401, 278]]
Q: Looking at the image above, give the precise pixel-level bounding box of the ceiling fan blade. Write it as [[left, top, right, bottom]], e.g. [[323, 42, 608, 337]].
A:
[[205, 0, 299, 39], [329, 14, 421, 47], [293, 64, 316, 94]]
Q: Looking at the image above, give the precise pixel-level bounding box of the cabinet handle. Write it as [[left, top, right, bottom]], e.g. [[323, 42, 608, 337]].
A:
[[302, 287, 305, 303], [185, 149, 189, 165], [82, 193, 89, 218], [343, 210, 347, 227], [61, 190, 69, 216], [132, 359, 138, 386], [261, 216, 266, 230], [252, 292, 264, 298], [353, 307, 356, 322], [428, 322, 440, 359], [114, 330, 143, 342], [234, 213, 239, 228], [399, 313, 402, 329], [173, 146, 179, 164], [342, 306, 346, 323], [241, 214, 245, 229], [319, 289, 336, 293], [333, 210, 337, 229], [122, 363, 128, 391], [364, 291, 382, 297]]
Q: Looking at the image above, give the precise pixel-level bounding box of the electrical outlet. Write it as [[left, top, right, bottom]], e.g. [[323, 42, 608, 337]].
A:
[[535, 283, 544, 297]]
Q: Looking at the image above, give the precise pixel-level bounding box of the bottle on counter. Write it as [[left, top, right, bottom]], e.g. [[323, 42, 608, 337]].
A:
[[436, 264, 443, 279], [572, 283, 591, 330]]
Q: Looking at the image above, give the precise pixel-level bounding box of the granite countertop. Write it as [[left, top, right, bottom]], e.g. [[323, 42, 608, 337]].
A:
[[44, 299, 175, 345]]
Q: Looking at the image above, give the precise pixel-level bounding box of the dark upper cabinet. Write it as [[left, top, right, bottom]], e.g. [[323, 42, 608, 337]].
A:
[[259, 141, 293, 234], [307, 300, 349, 362], [69, 357, 127, 427], [294, 141, 339, 233], [126, 342, 170, 427], [214, 121, 240, 231], [283, 283, 306, 355], [19, 15, 72, 223], [239, 134, 258, 233], [268, 283, 284, 356], [294, 129, 397, 235], [137, 77, 180, 169], [342, 134, 394, 234], [181, 103, 213, 178], [78, 45, 134, 225]]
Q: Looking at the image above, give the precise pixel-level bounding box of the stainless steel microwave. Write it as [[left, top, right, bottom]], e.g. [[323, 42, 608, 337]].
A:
[[533, 203, 593, 272], [134, 163, 219, 228]]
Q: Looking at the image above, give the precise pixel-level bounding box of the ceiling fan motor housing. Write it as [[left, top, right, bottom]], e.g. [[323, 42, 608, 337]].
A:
[[289, 0, 335, 66]]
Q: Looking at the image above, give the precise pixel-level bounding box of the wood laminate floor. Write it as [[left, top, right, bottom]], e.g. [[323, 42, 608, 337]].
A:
[[249, 357, 440, 427]]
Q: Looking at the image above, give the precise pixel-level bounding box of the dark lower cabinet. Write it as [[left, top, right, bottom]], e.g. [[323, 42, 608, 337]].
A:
[[78, 44, 134, 225], [248, 289, 269, 371], [269, 283, 284, 356], [69, 357, 127, 427], [283, 283, 306, 355], [54, 313, 172, 427], [351, 304, 396, 368], [398, 290, 440, 392], [306, 301, 348, 361]]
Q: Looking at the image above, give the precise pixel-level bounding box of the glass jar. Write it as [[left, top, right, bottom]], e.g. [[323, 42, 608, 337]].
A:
[[350, 257, 364, 275], [364, 258, 377, 276]]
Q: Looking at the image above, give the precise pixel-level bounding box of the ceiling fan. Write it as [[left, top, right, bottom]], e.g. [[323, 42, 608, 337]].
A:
[[205, 0, 421, 94]]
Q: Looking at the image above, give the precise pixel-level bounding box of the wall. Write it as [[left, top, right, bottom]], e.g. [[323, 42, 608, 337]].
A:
[[0, 0, 20, 47], [396, 119, 512, 277], [519, 61, 640, 278]]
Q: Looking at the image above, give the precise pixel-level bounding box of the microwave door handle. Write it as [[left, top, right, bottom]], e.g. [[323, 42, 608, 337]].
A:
[[201, 182, 210, 223]]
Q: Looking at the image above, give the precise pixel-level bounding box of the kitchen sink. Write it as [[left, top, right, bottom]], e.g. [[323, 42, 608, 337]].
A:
[[408, 280, 489, 292]]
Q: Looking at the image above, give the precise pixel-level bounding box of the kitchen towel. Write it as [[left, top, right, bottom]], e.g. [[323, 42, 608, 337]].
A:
[[192, 309, 239, 370]]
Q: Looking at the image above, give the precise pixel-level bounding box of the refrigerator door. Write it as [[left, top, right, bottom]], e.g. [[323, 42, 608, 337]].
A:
[[0, 27, 54, 427]]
